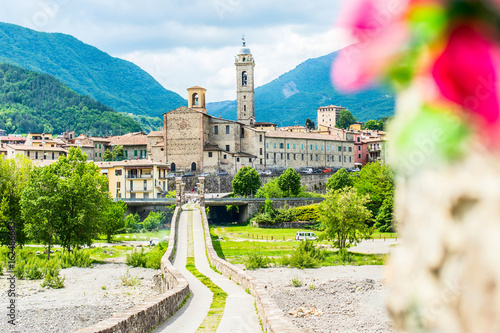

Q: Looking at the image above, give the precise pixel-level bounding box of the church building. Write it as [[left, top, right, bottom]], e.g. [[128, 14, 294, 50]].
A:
[[159, 39, 355, 174]]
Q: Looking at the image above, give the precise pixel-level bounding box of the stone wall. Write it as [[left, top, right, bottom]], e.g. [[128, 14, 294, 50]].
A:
[[199, 206, 302, 333], [251, 221, 316, 229], [76, 207, 189, 333]]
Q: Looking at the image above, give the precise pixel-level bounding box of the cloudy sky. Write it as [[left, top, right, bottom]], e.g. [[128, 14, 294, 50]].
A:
[[0, 0, 353, 101]]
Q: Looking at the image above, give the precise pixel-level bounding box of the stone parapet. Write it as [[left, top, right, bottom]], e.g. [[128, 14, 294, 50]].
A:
[[75, 207, 189, 333], [199, 206, 302, 332]]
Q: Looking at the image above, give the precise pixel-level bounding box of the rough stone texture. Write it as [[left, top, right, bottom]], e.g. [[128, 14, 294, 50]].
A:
[[76, 207, 189, 333], [387, 152, 500, 332], [200, 205, 302, 332]]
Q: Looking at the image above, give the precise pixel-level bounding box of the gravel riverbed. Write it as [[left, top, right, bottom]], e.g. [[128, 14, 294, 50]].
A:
[[0, 263, 160, 333], [249, 265, 395, 333]]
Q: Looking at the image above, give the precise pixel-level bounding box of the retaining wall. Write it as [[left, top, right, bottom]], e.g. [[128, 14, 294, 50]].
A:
[[200, 207, 302, 333], [75, 207, 189, 333]]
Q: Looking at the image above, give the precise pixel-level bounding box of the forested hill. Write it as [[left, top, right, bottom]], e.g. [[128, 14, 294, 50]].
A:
[[0, 22, 186, 118], [207, 51, 395, 125], [0, 63, 142, 135]]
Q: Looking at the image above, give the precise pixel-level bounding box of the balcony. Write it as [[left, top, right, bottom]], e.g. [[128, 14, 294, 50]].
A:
[[126, 174, 153, 179], [129, 187, 153, 193]]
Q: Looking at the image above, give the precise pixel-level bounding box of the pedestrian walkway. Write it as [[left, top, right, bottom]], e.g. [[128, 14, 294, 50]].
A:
[[155, 204, 261, 332]]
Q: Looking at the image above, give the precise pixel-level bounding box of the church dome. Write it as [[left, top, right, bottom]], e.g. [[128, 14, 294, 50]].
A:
[[238, 47, 251, 55]]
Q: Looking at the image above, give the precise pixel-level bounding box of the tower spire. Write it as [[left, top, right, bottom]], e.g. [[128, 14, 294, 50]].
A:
[[242, 34, 246, 47]]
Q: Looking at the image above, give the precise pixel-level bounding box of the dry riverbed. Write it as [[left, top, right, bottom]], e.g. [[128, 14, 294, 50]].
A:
[[0, 263, 160, 333], [249, 265, 395, 333]]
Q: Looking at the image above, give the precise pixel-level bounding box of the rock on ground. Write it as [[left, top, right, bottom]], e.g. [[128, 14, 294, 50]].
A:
[[249, 266, 395, 333], [0, 263, 160, 333]]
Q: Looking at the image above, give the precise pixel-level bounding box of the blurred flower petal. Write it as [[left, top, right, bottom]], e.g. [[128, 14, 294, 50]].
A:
[[432, 25, 499, 125]]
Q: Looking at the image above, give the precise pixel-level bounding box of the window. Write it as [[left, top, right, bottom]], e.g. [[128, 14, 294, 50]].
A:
[[260, 159, 263, 164], [301, 144, 304, 150], [241, 128, 244, 138], [293, 154, 296, 160], [99, 153, 101, 157], [144, 193, 149, 199], [358, 146, 361, 151], [310, 144, 313, 150], [35, 151, 38, 159], [273, 153, 277, 163], [130, 180, 133, 189], [293, 144, 296, 149], [266, 142, 269, 148], [349, 156, 352, 162], [301, 154, 304, 160], [117, 182, 121, 189], [237, 157, 240, 162], [259, 135, 263, 142], [348, 147, 352, 152], [99, 144, 101, 149], [242, 71, 248, 86], [315, 154, 318, 161], [244, 105, 246, 111], [280, 143, 284, 149], [144, 180, 147, 190], [134, 150, 138, 156], [274, 143, 276, 148], [287, 143, 290, 149], [244, 95, 246, 99], [124, 150, 128, 157], [339, 156, 341, 162], [52, 152, 54, 159], [115, 170, 122, 176], [266, 153, 269, 159], [208, 152, 213, 158], [344, 156, 347, 162], [226, 145, 230, 152], [326, 145, 329, 151], [327, 155, 329, 162], [280, 153, 284, 159], [260, 148, 263, 155], [343, 147, 347, 152], [214, 126, 218, 134], [287, 153, 290, 160], [95, 144, 97, 149], [249, 158, 252, 163], [357, 137, 361, 142], [224, 154, 227, 159]]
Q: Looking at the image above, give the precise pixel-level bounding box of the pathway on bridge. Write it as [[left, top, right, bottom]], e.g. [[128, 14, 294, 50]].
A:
[[156, 204, 261, 332]]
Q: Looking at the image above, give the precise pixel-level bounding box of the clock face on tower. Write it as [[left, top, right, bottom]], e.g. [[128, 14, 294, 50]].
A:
[[178, 120, 188, 130]]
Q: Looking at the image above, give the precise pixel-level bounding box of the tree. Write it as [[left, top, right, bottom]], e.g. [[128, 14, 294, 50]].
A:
[[277, 168, 302, 197], [232, 167, 261, 197], [102, 200, 126, 242], [256, 178, 284, 198], [103, 149, 113, 161], [125, 213, 140, 230], [52, 147, 111, 252], [143, 211, 166, 230], [374, 193, 394, 232], [335, 109, 357, 129], [326, 168, 352, 191], [363, 119, 382, 130], [0, 155, 32, 247], [305, 118, 315, 131], [351, 162, 394, 219], [21, 164, 61, 259], [113, 145, 125, 160], [319, 187, 373, 250]]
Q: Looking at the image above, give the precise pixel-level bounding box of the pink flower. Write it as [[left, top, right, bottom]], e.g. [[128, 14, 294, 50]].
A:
[[432, 25, 499, 126], [332, 0, 410, 91]]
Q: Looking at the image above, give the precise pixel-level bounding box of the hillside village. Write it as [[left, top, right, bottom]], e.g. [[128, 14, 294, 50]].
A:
[[0, 40, 386, 201]]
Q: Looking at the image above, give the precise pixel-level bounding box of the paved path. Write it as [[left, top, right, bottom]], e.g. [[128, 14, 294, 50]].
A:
[[155, 204, 261, 332], [154, 205, 213, 332]]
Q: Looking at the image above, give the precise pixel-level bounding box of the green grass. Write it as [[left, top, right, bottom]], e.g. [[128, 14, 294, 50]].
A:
[[88, 245, 136, 261], [93, 229, 170, 243], [185, 208, 227, 332], [211, 224, 398, 241]]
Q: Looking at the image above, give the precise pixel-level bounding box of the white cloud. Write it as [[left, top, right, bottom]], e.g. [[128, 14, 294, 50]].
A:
[[0, 0, 351, 101]]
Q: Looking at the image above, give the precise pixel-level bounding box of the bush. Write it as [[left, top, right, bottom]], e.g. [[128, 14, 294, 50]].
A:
[[58, 249, 92, 268], [244, 252, 271, 270], [291, 276, 303, 287], [126, 248, 148, 268], [289, 240, 326, 269], [143, 211, 166, 230], [337, 248, 354, 264], [121, 268, 141, 286], [295, 204, 320, 222], [41, 271, 65, 289], [251, 206, 296, 225], [145, 241, 168, 269]]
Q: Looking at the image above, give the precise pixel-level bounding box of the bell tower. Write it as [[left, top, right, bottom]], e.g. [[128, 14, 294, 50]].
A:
[[187, 86, 207, 113], [235, 36, 255, 126]]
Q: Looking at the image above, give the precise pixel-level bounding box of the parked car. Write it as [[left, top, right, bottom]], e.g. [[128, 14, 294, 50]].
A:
[[302, 168, 313, 174], [322, 168, 332, 173], [199, 173, 211, 177], [295, 231, 317, 241], [181, 173, 194, 177], [312, 169, 323, 174], [166, 173, 177, 179], [216, 171, 229, 176], [260, 170, 272, 175]]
